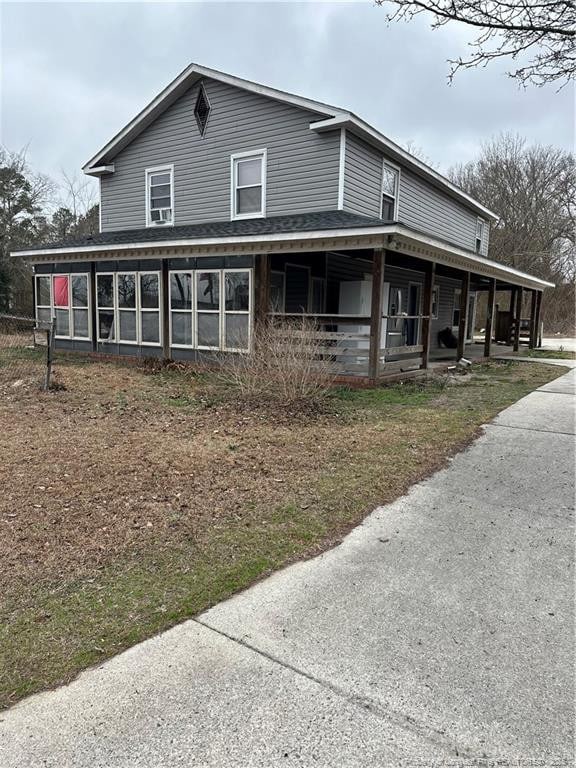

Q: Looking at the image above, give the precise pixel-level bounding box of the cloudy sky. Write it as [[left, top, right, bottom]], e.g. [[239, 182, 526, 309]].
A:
[[1, 0, 574, 195]]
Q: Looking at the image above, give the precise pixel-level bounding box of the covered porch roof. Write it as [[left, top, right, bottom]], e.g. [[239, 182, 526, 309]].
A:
[[13, 210, 553, 292]]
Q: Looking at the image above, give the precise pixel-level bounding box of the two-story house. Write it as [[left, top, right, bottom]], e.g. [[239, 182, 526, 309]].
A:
[[14, 63, 552, 381]]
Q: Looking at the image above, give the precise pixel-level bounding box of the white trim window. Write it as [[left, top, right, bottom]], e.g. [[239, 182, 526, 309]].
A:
[[231, 150, 266, 220], [169, 271, 194, 347], [96, 271, 162, 345], [169, 268, 252, 352], [381, 162, 400, 221], [35, 273, 91, 340], [475, 218, 485, 254], [139, 272, 161, 345], [96, 273, 116, 342], [223, 269, 251, 352], [146, 165, 174, 227]]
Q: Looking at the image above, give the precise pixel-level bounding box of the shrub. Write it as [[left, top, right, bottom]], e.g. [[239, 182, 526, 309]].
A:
[[217, 317, 335, 406]]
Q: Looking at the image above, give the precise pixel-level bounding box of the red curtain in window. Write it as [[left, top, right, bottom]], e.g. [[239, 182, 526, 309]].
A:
[[53, 276, 69, 307]]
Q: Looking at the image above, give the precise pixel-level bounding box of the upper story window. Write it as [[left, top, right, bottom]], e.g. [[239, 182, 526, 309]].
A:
[[146, 165, 174, 227], [231, 150, 266, 220], [381, 162, 399, 221], [476, 218, 485, 253]]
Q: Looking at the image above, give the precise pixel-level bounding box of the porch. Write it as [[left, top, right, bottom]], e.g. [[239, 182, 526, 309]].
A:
[[255, 247, 545, 381], [23, 215, 552, 383]]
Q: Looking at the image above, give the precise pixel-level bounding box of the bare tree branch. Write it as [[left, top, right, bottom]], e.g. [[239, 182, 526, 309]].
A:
[[376, 0, 576, 86]]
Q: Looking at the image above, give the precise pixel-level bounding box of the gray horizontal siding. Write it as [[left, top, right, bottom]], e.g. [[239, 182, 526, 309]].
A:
[[398, 169, 486, 254], [341, 133, 489, 256], [342, 133, 382, 218], [100, 78, 340, 231]]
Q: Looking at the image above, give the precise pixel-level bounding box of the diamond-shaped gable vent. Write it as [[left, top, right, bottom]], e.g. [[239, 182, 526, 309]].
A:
[[194, 85, 211, 136]]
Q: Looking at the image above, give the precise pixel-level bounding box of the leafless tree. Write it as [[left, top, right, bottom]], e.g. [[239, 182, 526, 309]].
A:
[[0, 147, 56, 313], [450, 133, 575, 334], [376, 0, 576, 86]]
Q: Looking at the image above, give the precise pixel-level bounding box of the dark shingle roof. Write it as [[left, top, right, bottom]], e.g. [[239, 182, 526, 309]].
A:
[[20, 210, 389, 252]]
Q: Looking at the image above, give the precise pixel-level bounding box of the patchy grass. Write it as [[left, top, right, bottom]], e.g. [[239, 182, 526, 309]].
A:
[[0, 357, 567, 708], [515, 348, 575, 360]]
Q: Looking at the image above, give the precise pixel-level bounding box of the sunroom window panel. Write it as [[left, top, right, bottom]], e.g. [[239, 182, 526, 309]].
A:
[[140, 274, 160, 309], [170, 273, 192, 310], [141, 312, 160, 344], [37, 307, 51, 324], [72, 275, 88, 307], [53, 276, 69, 307], [118, 275, 136, 309], [37, 276, 51, 307], [73, 310, 89, 338], [225, 271, 250, 311], [237, 186, 262, 215], [55, 309, 69, 336], [197, 313, 220, 348], [97, 275, 114, 308], [197, 272, 220, 311], [119, 311, 137, 342], [171, 312, 193, 346], [98, 310, 115, 341], [225, 314, 249, 351]]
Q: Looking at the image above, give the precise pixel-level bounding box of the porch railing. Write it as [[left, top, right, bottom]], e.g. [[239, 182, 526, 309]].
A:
[[268, 313, 428, 378]]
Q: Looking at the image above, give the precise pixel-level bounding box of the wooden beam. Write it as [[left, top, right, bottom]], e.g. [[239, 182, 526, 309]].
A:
[[528, 289, 538, 349], [254, 253, 270, 326], [420, 261, 436, 369], [161, 259, 170, 358], [368, 248, 385, 381], [89, 262, 98, 352], [534, 290, 543, 348], [513, 286, 523, 352], [456, 271, 471, 360], [484, 278, 496, 358]]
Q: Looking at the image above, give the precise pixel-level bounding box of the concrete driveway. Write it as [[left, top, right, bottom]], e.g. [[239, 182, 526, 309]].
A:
[[1, 365, 574, 767]]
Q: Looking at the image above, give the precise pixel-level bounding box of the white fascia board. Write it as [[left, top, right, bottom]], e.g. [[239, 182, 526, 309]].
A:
[[392, 225, 555, 289], [85, 164, 115, 177], [12, 224, 553, 290], [82, 63, 342, 173], [310, 115, 499, 223]]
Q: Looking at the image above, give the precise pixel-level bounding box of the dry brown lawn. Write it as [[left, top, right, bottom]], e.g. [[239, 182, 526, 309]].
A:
[[0, 355, 567, 708]]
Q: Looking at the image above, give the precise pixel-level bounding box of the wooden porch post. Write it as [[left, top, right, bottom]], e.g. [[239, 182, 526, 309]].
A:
[[484, 278, 496, 358], [456, 271, 471, 360], [513, 286, 523, 352], [420, 261, 436, 369], [89, 262, 98, 352], [161, 260, 170, 358], [535, 290, 543, 347], [528, 289, 538, 349], [369, 248, 385, 381], [254, 253, 270, 327]]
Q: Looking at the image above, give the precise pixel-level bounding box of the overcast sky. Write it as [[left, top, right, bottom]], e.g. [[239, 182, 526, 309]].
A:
[[1, 0, 574, 197]]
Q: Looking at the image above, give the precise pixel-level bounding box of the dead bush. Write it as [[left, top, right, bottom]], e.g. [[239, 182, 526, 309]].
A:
[[217, 317, 335, 407]]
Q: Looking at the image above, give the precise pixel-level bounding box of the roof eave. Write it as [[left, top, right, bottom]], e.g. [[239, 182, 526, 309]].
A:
[[11, 224, 553, 291]]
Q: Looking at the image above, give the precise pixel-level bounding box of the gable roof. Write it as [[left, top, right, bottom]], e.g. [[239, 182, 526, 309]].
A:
[[83, 63, 497, 222]]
